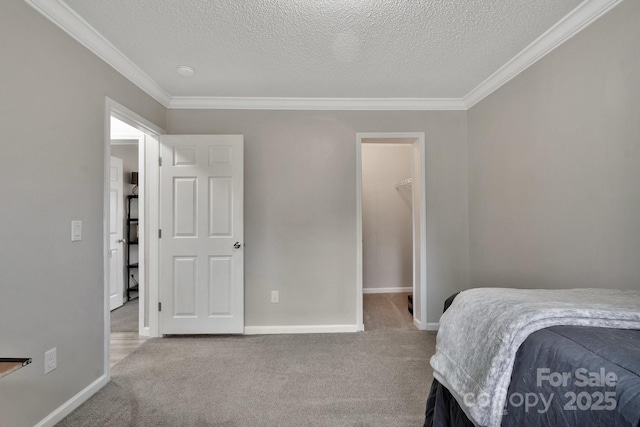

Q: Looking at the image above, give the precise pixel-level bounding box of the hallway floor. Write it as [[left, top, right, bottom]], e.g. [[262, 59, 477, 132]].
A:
[[110, 300, 146, 367]]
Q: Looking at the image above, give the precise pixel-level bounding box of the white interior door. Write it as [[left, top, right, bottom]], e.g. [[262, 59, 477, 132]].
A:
[[159, 135, 244, 334], [109, 156, 125, 310]]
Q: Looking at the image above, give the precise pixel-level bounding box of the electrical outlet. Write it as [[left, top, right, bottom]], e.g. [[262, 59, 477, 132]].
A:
[[271, 290, 279, 303], [44, 348, 57, 374]]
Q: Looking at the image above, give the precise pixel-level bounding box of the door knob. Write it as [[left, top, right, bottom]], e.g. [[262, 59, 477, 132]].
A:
[[117, 238, 126, 244], [233, 242, 241, 249]]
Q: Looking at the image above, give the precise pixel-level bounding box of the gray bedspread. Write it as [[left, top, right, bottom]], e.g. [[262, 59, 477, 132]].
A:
[[503, 325, 640, 426], [429, 288, 640, 427]]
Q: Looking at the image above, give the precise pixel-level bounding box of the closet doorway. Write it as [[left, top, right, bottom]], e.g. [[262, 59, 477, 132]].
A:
[[356, 133, 427, 331]]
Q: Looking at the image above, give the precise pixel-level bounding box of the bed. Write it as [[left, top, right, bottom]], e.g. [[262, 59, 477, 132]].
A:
[[424, 289, 640, 427]]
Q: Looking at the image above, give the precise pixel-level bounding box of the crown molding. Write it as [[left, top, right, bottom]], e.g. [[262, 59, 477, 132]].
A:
[[169, 96, 467, 110], [25, 0, 172, 107], [27, 0, 621, 112], [463, 0, 624, 109]]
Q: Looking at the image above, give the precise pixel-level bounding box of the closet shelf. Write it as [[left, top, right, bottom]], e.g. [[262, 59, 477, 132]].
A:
[[395, 178, 413, 191]]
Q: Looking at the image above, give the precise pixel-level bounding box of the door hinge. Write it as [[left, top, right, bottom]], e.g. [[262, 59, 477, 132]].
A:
[[159, 229, 162, 238], [159, 157, 162, 166], [158, 302, 162, 312]]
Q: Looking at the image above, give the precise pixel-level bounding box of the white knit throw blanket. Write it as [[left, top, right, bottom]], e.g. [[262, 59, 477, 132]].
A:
[[430, 288, 640, 427]]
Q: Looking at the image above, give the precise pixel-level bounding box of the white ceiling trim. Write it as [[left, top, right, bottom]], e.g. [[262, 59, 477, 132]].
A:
[[26, 0, 621, 111], [110, 139, 140, 145], [25, 0, 172, 107], [169, 97, 466, 111], [463, 0, 623, 109]]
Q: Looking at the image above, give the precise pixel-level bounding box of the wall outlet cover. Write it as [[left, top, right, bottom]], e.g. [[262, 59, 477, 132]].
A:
[[44, 348, 57, 374]]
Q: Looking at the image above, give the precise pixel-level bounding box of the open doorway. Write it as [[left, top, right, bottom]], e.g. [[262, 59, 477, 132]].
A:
[[103, 98, 164, 374], [356, 133, 427, 331], [108, 116, 147, 366], [361, 142, 414, 330], [110, 117, 142, 320]]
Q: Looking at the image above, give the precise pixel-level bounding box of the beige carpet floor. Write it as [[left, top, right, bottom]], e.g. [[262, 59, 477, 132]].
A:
[[60, 293, 434, 426], [59, 331, 435, 427]]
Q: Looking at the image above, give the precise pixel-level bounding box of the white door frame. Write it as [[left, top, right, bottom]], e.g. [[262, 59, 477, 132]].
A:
[[103, 98, 165, 376], [356, 132, 427, 330]]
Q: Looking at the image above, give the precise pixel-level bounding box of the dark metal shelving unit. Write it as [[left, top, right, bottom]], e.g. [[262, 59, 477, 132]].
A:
[[126, 195, 139, 301]]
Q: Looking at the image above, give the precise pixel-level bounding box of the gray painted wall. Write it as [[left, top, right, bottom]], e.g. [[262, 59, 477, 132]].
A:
[[167, 110, 470, 327], [111, 145, 139, 197], [0, 1, 166, 426], [362, 144, 413, 290], [468, 0, 640, 291]]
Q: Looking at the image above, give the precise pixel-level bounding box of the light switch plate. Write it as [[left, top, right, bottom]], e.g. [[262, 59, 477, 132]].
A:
[[71, 220, 82, 241]]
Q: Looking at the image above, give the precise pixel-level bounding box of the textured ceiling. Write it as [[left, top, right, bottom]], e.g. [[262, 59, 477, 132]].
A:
[[63, 0, 583, 99]]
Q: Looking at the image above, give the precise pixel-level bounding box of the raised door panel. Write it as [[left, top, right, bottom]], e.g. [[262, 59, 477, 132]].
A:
[[173, 177, 198, 237], [208, 256, 232, 315], [209, 177, 232, 237], [110, 189, 119, 235], [173, 257, 198, 317]]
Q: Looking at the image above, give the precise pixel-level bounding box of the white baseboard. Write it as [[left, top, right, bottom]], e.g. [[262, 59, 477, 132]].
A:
[[35, 374, 109, 427], [244, 324, 360, 335], [425, 322, 440, 331], [363, 286, 412, 294], [413, 318, 440, 331]]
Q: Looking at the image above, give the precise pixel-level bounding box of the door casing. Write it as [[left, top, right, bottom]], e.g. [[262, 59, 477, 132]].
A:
[[356, 132, 428, 330], [103, 98, 165, 379]]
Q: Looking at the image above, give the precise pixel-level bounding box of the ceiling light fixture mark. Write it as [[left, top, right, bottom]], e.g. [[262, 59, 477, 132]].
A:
[[177, 65, 196, 77]]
